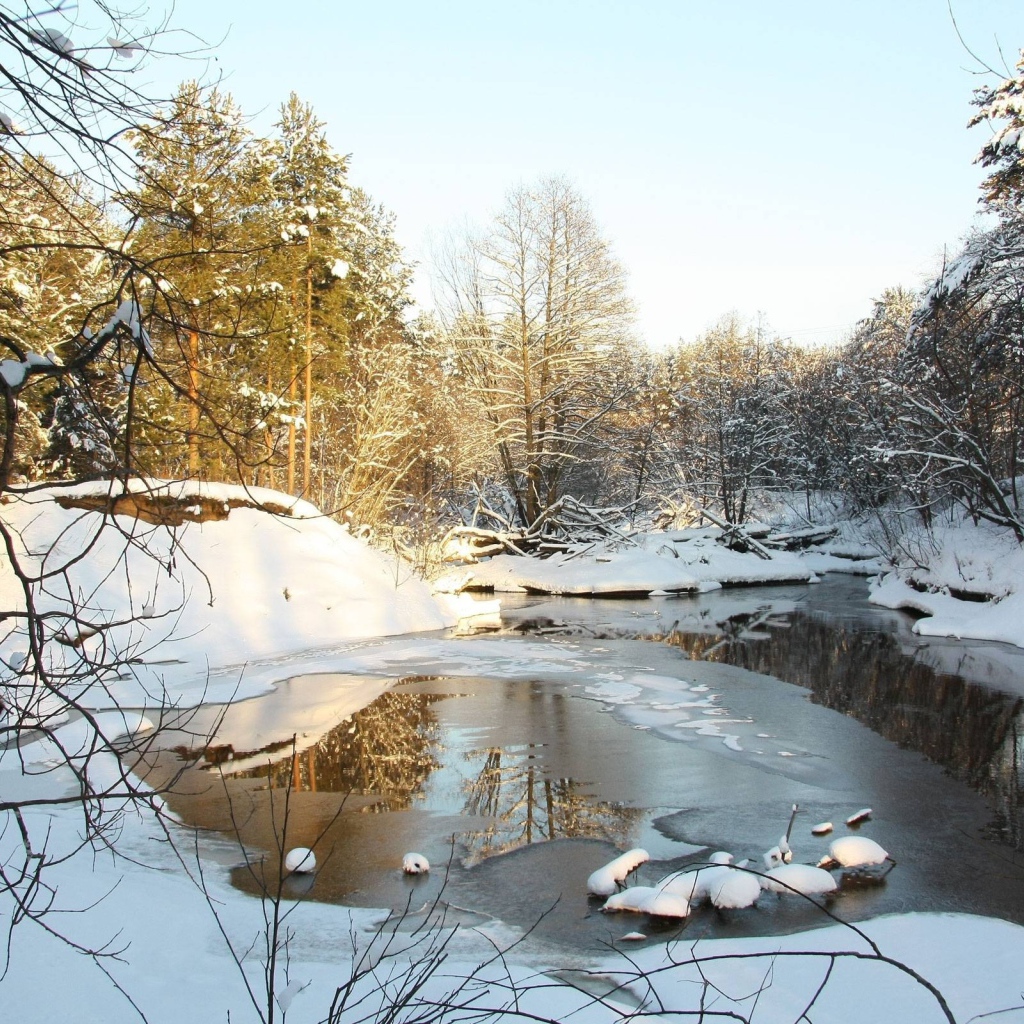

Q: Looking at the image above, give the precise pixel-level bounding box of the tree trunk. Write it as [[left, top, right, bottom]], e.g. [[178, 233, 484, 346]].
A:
[[303, 244, 313, 496], [186, 330, 201, 477]]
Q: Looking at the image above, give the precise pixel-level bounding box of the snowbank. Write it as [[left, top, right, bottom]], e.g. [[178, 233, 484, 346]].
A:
[[434, 528, 812, 596], [0, 479, 457, 701], [4, 791, 1024, 1024], [869, 520, 1024, 648]]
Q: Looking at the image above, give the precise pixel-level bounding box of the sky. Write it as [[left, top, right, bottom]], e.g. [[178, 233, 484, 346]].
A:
[[142, 0, 1023, 350]]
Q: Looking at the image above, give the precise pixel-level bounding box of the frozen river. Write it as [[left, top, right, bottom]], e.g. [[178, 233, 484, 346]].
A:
[[151, 575, 1024, 960]]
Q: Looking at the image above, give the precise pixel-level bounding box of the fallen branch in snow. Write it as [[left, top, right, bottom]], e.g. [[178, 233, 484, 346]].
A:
[[697, 507, 774, 560], [442, 496, 639, 562], [761, 524, 840, 550]]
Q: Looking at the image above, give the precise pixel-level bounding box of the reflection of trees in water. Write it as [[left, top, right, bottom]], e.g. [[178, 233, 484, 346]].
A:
[[459, 744, 641, 864], [236, 692, 444, 810], [667, 611, 1024, 847]]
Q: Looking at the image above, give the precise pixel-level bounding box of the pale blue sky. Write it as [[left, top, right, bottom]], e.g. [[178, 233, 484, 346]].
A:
[[149, 1, 1022, 348]]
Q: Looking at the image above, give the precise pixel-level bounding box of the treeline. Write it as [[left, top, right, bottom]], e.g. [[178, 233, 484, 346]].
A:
[[4, 55, 1024, 543]]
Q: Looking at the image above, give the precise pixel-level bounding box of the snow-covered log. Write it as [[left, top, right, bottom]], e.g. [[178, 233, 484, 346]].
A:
[[697, 507, 774, 560]]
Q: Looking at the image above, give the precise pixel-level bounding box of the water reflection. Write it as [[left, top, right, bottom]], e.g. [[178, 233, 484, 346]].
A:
[[186, 681, 641, 873], [665, 609, 1024, 847], [233, 691, 444, 811], [460, 744, 642, 863]]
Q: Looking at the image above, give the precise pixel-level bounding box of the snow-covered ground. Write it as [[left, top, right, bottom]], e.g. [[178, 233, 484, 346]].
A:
[[434, 527, 826, 596], [0, 479, 458, 706], [869, 518, 1024, 649], [4, 483, 1024, 1022]]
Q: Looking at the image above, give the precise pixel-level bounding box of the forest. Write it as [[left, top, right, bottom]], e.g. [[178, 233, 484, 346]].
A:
[[3, 26, 1023, 556]]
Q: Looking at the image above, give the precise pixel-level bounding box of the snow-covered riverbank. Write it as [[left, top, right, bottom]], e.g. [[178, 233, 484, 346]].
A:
[[869, 519, 1024, 649], [0, 479, 458, 704], [4, 484, 1024, 1023]]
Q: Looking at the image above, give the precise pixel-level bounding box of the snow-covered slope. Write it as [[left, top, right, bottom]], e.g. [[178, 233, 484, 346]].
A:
[[869, 520, 1024, 649], [0, 479, 456, 700]]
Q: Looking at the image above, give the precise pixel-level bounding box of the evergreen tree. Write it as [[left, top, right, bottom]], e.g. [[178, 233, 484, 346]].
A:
[[969, 50, 1024, 209], [268, 93, 353, 496], [123, 81, 276, 480], [0, 152, 121, 477]]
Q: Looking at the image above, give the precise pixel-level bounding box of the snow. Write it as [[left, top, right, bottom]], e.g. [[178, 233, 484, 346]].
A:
[[601, 885, 657, 912], [822, 835, 890, 869], [0, 480, 458, 707], [586, 848, 650, 895], [1, 349, 58, 388], [706, 866, 762, 909], [762, 863, 838, 896], [636, 889, 691, 918], [434, 527, 811, 597], [869, 519, 1024, 648], [285, 847, 317, 873], [402, 852, 430, 874], [107, 35, 142, 58], [690, 863, 733, 900]]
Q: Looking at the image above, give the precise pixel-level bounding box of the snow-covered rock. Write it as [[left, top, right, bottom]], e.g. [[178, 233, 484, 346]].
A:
[[820, 835, 889, 869], [402, 852, 430, 875], [284, 847, 316, 874], [587, 848, 650, 896], [602, 886, 658, 912], [655, 870, 700, 901], [762, 863, 838, 896], [706, 868, 761, 910], [638, 890, 691, 918]]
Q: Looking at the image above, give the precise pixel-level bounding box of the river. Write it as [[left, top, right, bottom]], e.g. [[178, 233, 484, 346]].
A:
[[149, 574, 1024, 961]]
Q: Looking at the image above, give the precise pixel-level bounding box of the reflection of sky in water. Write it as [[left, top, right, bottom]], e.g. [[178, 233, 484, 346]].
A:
[[457, 742, 643, 863]]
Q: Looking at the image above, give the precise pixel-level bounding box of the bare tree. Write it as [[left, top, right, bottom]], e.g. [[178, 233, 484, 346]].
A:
[[435, 178, 636, 526]]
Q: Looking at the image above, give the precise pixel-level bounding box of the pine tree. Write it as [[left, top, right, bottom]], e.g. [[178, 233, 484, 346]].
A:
[[0, 152, 120, 477], [123, 81, 276, 480], [969, 50, 1024, 209], [268, 93, 353, 496]]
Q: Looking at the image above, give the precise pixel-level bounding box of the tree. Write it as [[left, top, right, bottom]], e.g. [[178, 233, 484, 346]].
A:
[[0, 152, 118, 478], [123, 80, 280, 481], [0, 1, 227, 976], [969, 48, 1024, 209], [874, 55, 1024, 539], [436, 178, 636, 525], [268, 93, 353, 496], [668, 315, 794, 523]]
